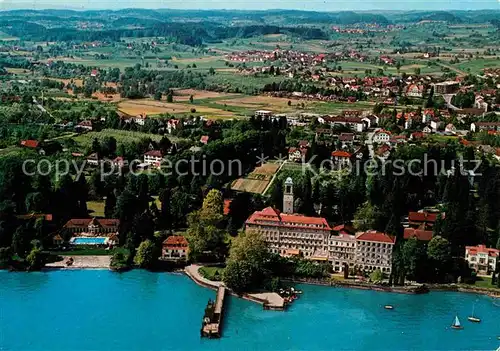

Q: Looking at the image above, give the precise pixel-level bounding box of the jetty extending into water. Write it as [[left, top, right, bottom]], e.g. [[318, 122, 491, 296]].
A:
[[201, 286, 226, 338]]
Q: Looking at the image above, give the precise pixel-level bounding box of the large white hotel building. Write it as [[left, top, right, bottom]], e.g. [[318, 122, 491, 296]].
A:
[[245, 178, 396, 273]]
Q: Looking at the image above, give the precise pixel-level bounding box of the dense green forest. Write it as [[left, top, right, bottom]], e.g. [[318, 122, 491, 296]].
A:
[[0, 9, 498, 46]]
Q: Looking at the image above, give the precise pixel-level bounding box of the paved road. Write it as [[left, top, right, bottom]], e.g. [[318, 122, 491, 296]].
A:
[[365, 128, 380, 158], [442, 94, 459, 111]]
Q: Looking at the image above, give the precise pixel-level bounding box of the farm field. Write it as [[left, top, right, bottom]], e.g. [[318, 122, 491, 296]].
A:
[[117, 99, 236, 118], [231, 162, 280, 194], [173, 89, 238, 101], [217, 95, 306, 113]]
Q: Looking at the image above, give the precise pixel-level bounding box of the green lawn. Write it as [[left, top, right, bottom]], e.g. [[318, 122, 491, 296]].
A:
[[199, 266, 224, 281], [73, 129, 167, 149], [474, 276, 495, 288]]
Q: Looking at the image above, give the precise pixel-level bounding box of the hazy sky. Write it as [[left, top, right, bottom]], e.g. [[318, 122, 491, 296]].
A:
[[0, 0, 498, 11]]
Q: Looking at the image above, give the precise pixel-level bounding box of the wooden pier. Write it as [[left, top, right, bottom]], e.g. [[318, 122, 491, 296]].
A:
[[201, 286, 226, 338]]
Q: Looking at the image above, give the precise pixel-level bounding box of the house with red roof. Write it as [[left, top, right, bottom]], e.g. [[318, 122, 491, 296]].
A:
[[408, 210, 440, 230], [355, 230, 396, 274], [411, 131, 425, 141], [143, 150, 164, 168], [373, 130, 391, 144], [20, 139, 39, 149], [405, 84, 424, 98], [376, 144, 391, 158], [331, 150, 352, 169], [288, 147, 307, 162], [465, 245, 499, 274], [76, 120, 93, 131], [166, 119, 180, 134], [339, 133, 355, 146], [404, 228, 433, 242], [200, 135, 210, 145], [161, 236, 189, 261]]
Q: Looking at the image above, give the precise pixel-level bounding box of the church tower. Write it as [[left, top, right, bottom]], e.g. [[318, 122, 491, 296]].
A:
[[283, 177, 294, 214]]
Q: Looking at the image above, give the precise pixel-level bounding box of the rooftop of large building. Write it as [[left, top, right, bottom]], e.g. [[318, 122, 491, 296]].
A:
[[355, 230, 396, 244], [465, 245, 499, 257], [246, 207, 331, 230]]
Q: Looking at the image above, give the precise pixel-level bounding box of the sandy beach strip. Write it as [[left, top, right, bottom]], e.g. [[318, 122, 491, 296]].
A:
[[45, 255, 111, 270]]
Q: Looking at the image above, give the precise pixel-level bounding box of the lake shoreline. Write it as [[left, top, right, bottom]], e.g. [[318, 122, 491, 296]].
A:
[[6, 261, 500, 300]]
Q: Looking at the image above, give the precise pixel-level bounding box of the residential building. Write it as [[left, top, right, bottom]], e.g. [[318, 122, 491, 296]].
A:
[[445, 124, 457, 134], [331, 150, 352, 169], [408, 210, 439, 230], [200, 135, 210, 144], [423, 126, 432, 134], [133, 113, 147, 126], [373, 130, 391, 144], [161, 236, 189, 261], [433, 81, 459, 95], [403, 228, 433, 242], [354, 230, 396, 274], [474, 96, 488, 112], [430, 119, 442, 131], [63, 217, 120, 234], [52, 234, 64, 246], [143, 150, 164, 168], [20, 139, 40, 149], [255, 110, 273, 118], [465, 245, 499, 275], [288, 147, 306, 162], [167, 119, 180, 134], [471, 122, 500, 133], [86, 152, 100, 166], [406, 84, 424, 98], [325, 116, 365, 132], [76, 120, 93, 131], [339, 133, 355, 146]]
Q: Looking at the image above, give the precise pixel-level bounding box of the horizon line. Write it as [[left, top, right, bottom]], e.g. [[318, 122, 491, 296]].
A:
[[1, 7, 499, 12]]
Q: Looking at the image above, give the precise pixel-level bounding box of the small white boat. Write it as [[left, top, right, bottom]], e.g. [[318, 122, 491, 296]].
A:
[[384, 305, 394, 310], [451, 315, 463, 330], [468, 302, 481, 323]]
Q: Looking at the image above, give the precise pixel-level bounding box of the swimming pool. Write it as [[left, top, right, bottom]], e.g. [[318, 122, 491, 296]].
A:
[[70, 237, 107, 245]]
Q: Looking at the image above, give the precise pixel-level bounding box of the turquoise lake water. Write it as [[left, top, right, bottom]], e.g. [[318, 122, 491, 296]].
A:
[[1, 270, 499, 351]]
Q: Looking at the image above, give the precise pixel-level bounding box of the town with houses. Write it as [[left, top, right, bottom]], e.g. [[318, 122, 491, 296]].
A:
[[1, 6, 500, 349], [0, 5, 499, 318]]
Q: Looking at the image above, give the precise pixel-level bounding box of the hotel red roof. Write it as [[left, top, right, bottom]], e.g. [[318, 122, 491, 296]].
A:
[[408, 211, 438, 223], [64, 218, 119, 229], [356, 230, 396, 244], [333, 224, 355, 235], [163, 235, 188, 248], [223, 199, 232, 215], [332, 151, 352, 158], [466, 245, 499, 257], [144, 150, 163, 158], [404, 228, 433, 241], [246, 207, 331, 230], [20, 140, 39, 148]]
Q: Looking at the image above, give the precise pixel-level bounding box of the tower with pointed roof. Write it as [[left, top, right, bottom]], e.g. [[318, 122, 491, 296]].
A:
[[283, 177, 294, 214]]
